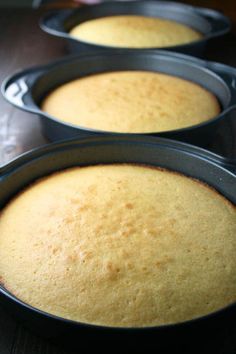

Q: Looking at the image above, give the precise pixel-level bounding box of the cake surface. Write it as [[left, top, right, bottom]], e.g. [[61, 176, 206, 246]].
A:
[[0, 164, 235, 327], [69, 15, 202, 48], [41, 71, 220, 133]]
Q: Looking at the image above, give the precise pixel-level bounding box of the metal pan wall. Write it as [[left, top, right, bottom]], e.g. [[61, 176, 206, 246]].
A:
[[2, 50, 236, 148], [40, 0, 231, 57], [0, 136, 235, 350]]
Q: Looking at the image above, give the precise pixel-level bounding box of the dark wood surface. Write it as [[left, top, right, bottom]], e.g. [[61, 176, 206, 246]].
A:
[[0, 3, 236, 353], [0, 8, 65, 166]]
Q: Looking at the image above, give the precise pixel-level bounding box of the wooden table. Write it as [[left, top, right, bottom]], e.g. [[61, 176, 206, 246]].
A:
[[0, 4, 236, 353]]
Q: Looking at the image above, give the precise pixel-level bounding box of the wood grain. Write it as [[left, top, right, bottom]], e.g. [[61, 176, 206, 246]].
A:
[[0, 3, 235, 353]]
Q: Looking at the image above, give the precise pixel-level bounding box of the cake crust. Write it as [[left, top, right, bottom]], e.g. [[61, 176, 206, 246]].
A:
[[70, 15, 202, 48], [41, 71, 220, 133], [0, 164, 235, 327]]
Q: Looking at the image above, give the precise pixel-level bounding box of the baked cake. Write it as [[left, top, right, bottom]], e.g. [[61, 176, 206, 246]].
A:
[[0, 164, 235, 327], [41, 71, 220, 133], [70, 15, 202, 48]]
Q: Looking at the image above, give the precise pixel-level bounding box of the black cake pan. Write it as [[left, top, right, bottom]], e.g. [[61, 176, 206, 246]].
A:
[[0, 136, 235, 352], [2, 50, 236, 147], [40, 0, 231, 57]]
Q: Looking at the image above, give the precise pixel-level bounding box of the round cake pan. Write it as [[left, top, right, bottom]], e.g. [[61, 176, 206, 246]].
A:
[[40, 0, 231, 57], [0, 136, 235, 351], [2, 50, 236, 147]]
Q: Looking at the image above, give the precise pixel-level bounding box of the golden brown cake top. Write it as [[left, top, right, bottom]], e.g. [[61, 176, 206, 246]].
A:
[[41, 71, 220, 133], [70, 15, 202, 48], [0, 164, 235, 327]]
